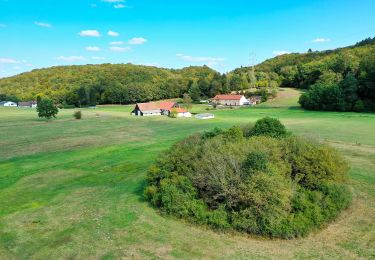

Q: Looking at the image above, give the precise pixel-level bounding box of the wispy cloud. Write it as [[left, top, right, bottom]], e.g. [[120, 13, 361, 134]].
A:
[[92, 56, 107, 60], [34, 21, 52, 28], [114, 4, 127, 8], [110, 46, 131, 52], [86, 46, 101, 52], [128, 37, 147, 45], [0, 58, 19, 64], [90, 3, 97, 8], [110, 41, 125, 45], [312, 38, 331, 43], [102, 0, 124, 2], [0, 24, 6, 28], [272, 50, 291, 56], [79, 30, 101, 37], [108, 30, 120, 37], [176, 54, 224, 63], [57, 56, 86, 62], [143, 62, 160, 67]]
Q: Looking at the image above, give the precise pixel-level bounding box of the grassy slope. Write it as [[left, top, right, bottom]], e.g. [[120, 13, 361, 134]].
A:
[[0, 89, 374, 259]]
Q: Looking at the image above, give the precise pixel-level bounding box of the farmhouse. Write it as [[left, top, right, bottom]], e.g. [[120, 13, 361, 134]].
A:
[[18, 101, 37, 108], [213, 94, 249, 106], [170, 107, 192, 118], [0, 101, 17, 107], [132, 102, 162, 116]]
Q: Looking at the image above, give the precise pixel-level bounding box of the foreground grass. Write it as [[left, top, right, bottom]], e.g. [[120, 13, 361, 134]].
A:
[[0, 95, 375, 259]]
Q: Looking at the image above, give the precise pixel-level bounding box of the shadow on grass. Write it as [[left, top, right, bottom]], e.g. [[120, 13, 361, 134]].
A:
[[133, 178, 148, 202]]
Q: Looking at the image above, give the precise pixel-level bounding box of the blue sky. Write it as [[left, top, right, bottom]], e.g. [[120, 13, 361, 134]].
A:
[[0, 0, 374, 78]]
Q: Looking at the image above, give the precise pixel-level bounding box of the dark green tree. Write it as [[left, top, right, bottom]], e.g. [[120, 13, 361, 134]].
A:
[[189, 81, 201, 102], [36, 98, 58, 120]]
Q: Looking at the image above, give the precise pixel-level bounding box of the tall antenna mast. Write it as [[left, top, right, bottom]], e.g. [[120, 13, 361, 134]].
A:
[[249, 52, 256, 89]]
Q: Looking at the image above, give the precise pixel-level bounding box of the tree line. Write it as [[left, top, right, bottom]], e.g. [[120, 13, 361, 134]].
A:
[[0, 63, 268, 107]]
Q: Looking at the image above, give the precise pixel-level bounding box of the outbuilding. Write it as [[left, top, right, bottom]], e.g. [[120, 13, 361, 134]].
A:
[[169, 107, 192, 118], [0, 101, 17, 107], [132, 102, 162, 116], [18, 101, 37, 108], [213, 94, 249, 106]]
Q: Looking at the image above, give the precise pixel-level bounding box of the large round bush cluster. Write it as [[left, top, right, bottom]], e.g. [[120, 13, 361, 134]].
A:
[[144, 117, 351, 238]]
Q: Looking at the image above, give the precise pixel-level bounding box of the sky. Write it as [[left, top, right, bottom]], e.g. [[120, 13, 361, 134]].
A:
[[0, 0, 374, 78]]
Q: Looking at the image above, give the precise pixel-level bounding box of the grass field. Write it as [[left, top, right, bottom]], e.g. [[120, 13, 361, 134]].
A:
[[1, 89, 375, 259]]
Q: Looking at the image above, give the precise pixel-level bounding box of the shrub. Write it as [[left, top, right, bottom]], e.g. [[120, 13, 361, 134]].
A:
[[73, 110, 82, 119], [251, 117, 287, 138], [145, 118, 351, 238]]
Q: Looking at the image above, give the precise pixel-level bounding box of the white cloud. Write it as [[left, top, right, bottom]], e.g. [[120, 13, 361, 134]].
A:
[[143, 62, 160, 67], [102, 0, 124, 2], [13, 66, 21, 70], [128, 37, 147, 45], [272, 50, 291, 56], [79, 30, 101, 37], [110, 46, 131, 52], [92, 56, 107, 60], [114, 4, 126, 8], [56, 56, 86, 62], [176, 53, 224, 63], [110, 41, 125, 45], [34, 21, 52, 28], [312, 38, 331, 43], [86, 46, 101, 52], [0, 58, 19, 64], [108, 30, 120, 37]]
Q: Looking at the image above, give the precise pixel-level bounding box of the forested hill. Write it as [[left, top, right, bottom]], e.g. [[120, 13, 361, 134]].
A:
[[230, 37, 375, 89], [230, 37, 375, 112], [0, 64, 223, 106]]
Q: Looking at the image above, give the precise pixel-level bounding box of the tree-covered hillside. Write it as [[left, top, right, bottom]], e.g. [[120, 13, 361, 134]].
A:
[[230, 37, 375, 111], [0, 64, 225, 106]]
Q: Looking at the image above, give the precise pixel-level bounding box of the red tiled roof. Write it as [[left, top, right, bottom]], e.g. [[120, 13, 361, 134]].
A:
[[137, 102, 160, 111], [169, 107, 188, 113], [213, 94, 243, 100], [158, 101, 176, 110]]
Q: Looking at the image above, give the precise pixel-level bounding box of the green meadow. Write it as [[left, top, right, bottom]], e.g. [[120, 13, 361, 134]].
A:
[[0, 90, 375, 259]]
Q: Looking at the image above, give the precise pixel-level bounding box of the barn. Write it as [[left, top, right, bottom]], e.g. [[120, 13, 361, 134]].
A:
[[18, 101, 37, 108], [132, 102, 162, 116]]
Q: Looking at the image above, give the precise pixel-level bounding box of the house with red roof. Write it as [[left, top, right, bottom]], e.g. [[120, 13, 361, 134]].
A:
[[132, 100, 192, 117], [132, 102, 162, 116], [213, 94, 249, 106]]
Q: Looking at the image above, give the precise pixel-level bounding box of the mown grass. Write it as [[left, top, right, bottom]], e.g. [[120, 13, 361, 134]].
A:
[[0, 89, 374, 259]]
